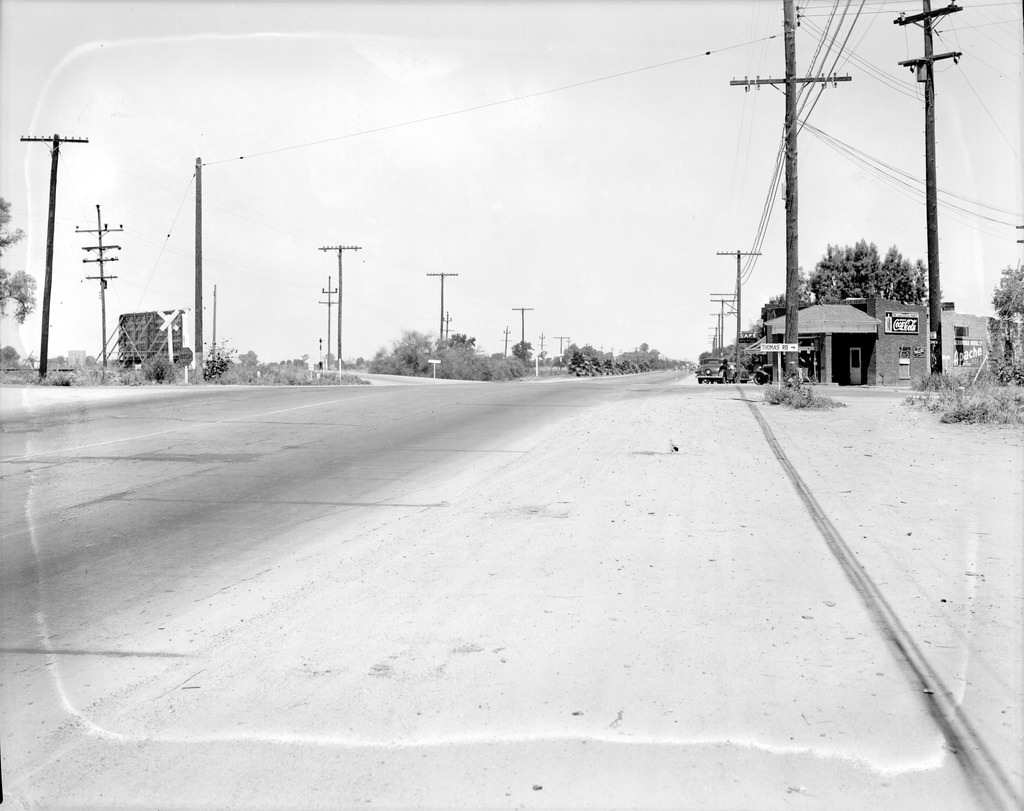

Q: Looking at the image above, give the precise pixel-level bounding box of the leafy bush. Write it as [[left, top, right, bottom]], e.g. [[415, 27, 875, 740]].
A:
[[994, 358, 1024, 386], [912, 372, 975, 392], [369, 330, 529, 381], [142, 354, 178, 383], [763, 381, 845, 409], [905, 383, 1024, 425], [203, 345, 236, 381], [369, 331, 434, 376], [40, 371, 75, 386]]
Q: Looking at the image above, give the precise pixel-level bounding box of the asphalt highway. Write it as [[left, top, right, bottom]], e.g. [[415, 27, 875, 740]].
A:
[[1, 374, 1019, 809]]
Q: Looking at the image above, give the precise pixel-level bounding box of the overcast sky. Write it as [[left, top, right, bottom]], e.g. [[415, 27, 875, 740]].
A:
[[1, 0, 1020, 364]]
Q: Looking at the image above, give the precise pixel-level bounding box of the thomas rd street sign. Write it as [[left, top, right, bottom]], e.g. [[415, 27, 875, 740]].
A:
[[762, 343, 799, 352]]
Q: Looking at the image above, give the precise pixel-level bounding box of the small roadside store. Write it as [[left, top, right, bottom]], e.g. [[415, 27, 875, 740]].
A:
[[762, 298, 930, 385]]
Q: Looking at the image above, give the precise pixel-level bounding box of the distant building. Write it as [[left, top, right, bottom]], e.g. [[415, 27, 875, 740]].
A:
[[761, 296, 992, 385]]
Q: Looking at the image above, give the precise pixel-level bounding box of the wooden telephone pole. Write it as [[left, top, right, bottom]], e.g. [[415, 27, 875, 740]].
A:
[[319, 244, 362, 368], [717, 251, 760, 373], [76, 205, 122, 369], [512, 307, 534, 346], [426, 272, 458, 342], [896, 1, 962, 375], [20, 134, 89, 377], [320, 276, 338, 367], [194, 157, 203, 382], [731, 0, 850, 375]]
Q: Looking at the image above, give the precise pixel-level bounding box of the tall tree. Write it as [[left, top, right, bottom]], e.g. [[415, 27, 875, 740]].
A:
[[877, 245, 927, 303], [992, 263, 1024, 320], [511, 340, 532, 362], [766, 269, 812, 308], [0, 198, 36, 323], [809, 240, 925, 304]]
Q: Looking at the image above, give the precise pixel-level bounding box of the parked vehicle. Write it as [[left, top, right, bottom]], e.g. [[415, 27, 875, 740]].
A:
[[696, 354, 745, 382]]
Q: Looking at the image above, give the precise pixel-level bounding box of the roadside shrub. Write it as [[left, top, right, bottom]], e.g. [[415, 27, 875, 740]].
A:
[[913, 372, 975, 392], [906, 383, 1024, 425], [212, 362, 259, 385], [141, 354, 178, 383], [994, 358, 1024, 386], [203, 346, 236, 381], [764, 382, 845, 410], [40, 371, 75, 386]]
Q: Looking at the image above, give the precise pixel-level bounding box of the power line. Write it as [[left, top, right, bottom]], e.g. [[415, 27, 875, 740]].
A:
[[202, 33, 779, 166], [801, 121, 1021, 223], [136, 171, 195, 307]]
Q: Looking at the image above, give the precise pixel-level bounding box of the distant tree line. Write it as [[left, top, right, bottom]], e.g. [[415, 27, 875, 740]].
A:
[[369, 331, 529, 381]]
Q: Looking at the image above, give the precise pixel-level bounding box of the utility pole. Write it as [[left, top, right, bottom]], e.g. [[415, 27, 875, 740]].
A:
[[709, 313, 723, 353], [76, 205, 122, 370], [538, 333, 546, 357], [896, 2, 962, 375], [319, 244, 362, 368], [731, 0, 850, 375], [212, 283, 217, 350], [320, 276, 337, 367], [194, 157, 203, 382], [711, 295, 735, 355], [554, 336, 571, 356], [503, 326, 511, 357], [717, 250, 760, 373], [512, 307, 534, 348], [444, 311, 452, 342], [426, 272, 458, 342], [20, 134, 89, 377]]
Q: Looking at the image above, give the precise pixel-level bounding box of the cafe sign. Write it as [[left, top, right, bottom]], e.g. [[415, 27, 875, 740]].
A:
[[885, 311, 919, 335]]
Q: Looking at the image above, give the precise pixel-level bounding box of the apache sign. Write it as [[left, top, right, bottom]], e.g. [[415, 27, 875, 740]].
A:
[[884, 311, 920, 335], [953, 337, 985, 367]]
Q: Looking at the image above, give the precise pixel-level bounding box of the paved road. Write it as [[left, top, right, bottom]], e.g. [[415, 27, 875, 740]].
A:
[[1, 374, 1019, 809]]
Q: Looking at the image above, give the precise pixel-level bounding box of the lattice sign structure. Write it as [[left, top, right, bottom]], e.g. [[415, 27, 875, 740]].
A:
[[117, 310, 190, 367]]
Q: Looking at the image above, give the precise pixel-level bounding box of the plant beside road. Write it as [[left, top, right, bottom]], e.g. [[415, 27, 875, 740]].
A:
[[906, 371, 1024, 425], [763, 380, 846, 409]]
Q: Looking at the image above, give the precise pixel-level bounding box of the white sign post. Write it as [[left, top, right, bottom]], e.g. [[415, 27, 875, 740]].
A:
[[159, 309, 183, 368], [762, 343, 798, 387], [428, 358, 441, 379]]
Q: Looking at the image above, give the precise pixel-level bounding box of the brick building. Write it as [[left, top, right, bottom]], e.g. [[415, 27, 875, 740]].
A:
[[763, 297, 931, 385], [940, 303, 990, 373], [863, 298, 929, 384]]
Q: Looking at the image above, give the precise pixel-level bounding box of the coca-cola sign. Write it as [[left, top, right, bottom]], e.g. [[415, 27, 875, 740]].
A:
[[884, 311, 919, 334]]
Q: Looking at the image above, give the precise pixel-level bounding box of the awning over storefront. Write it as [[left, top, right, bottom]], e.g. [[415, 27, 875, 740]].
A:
[[743, 337, 766, 353], [767, 304, 880, 335]]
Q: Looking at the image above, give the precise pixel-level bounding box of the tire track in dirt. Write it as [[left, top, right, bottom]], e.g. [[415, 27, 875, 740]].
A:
[[740, 388, 1021, 811]]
